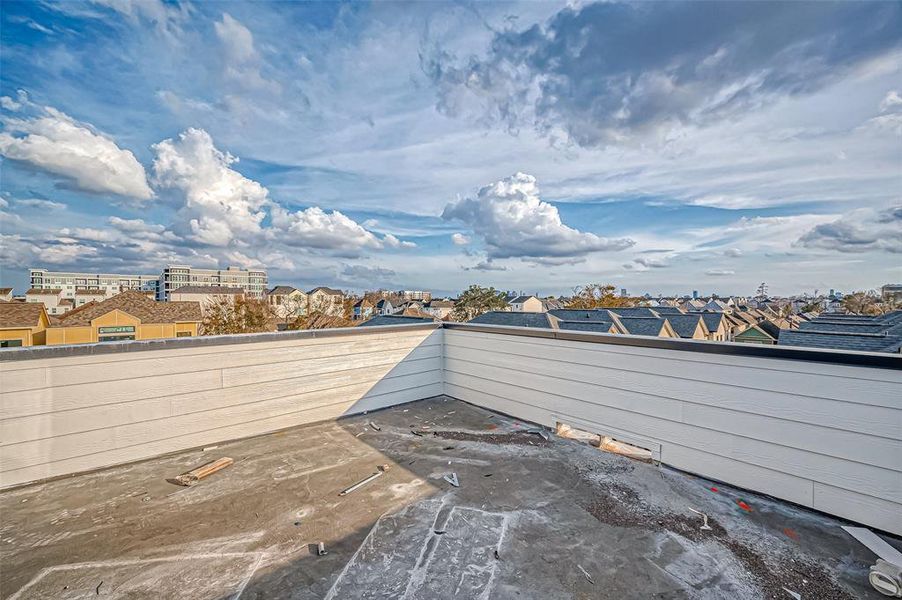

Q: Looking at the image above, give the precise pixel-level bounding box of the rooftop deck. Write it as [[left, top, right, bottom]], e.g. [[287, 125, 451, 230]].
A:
[[0, 397, 893, 599]]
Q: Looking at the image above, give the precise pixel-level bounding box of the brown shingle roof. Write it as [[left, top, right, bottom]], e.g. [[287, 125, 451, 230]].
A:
[[25, 288, 62, 295], [53, 290, 202, 326], [0, 303, 46, 328], [0, 288, 13, 295]]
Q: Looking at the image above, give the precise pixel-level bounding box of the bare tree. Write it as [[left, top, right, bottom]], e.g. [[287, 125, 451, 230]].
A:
[[201, 296, 274, 335], [565, 284, 637, 309]]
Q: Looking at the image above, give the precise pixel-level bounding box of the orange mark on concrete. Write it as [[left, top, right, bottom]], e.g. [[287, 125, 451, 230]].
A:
[[736, 500, 753, 512], [486, 424, 498, 430], [783, 527, 799, 541]]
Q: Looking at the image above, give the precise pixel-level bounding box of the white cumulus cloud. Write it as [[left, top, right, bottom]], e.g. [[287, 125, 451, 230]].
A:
[[442, 172, 634, 261], [0, 106, 153, 199], [151, 128, 269, 246]]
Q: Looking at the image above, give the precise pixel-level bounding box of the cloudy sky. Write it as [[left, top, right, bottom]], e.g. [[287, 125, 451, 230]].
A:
[[1, 1, 899, 297]]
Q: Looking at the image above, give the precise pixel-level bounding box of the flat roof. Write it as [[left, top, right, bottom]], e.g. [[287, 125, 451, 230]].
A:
[[0, 397, 891, 599]]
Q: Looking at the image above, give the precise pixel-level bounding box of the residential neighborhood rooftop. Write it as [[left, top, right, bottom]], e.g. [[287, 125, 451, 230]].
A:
[[53, 290, 202, 326]]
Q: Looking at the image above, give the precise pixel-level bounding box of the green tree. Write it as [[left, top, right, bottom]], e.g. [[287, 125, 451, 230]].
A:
[[202, 296, 274, 335], [451, 285, 509, 321], [565, 284, 637, 309]]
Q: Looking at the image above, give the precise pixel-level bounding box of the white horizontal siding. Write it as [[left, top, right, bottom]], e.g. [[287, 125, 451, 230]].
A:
[[0, 328, 442, 488], [443, 329, 902, 535]]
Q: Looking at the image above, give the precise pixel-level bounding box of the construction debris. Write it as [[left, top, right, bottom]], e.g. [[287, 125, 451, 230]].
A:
[[842, 526, 902, 597], [596, 436, 653, 462], [687, 507, 712, 531], [171, 457, 233, 486], [577, 564, 595, 585], [338, 465, 391, 496], [317, 542, 328, 556], [443, 472, 460, 487], [782, 587, 801, 600], [369, 421, 381, 431]]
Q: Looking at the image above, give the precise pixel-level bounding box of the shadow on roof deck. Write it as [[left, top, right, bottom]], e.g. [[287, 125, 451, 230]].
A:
[[0, 396, 895, 600]]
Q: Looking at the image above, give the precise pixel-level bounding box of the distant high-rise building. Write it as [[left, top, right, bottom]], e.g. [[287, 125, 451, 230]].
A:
[[158, 265, 267, 300], [692, 290, 699, 300], [620, 288, 627, 297], [829, 289, 835, 298], [29, 268, 159, 300]]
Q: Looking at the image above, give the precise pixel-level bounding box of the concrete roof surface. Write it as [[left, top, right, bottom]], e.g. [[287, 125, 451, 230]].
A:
[[0, 397, 890, 599]]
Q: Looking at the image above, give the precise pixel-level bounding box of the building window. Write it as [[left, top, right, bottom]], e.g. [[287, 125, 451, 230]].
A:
[[0, 339, 23, 347], [176, 331, 192, 337]]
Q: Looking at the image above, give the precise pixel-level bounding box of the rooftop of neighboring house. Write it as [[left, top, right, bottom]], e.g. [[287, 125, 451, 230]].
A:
[[424, 299, 454, 308], [665, 314, 708, 338], [24, 288, 62, 295], [508, 295, 537, 304], [615, 316, 674, 337], [172, 285, 245, 295], [556, 320, 617, 333], [357, 314, 436, 327], [0, 287, 13, 295], [469, 311, 555, 328], [778, 328, 902, 353], [267, 285, 300, 296], [0, 302, 48, 328], [53, 290, 202, 326], [777, 310, 902, 353], [308, 286, 343, 296]]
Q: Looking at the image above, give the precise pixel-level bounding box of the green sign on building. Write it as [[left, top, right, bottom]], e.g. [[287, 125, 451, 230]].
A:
[[98, 326, 136, 334]]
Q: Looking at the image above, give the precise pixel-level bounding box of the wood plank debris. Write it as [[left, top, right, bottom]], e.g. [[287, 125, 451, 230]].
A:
[[171, 457, 233, 486], [443, 472, 460, 487]]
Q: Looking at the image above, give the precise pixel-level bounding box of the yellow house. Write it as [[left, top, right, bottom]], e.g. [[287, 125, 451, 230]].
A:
[[0, 302, 50, 347], [46, 290, 202, 345]]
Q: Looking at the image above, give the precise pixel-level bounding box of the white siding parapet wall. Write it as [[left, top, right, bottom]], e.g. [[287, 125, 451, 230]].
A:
[[1, 322, 900, 536], [0, 324, 442, 489], [443, 324, 902, 536]]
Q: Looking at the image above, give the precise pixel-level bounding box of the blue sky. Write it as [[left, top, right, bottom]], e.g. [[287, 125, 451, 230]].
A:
[[1, 0, 900, 297]]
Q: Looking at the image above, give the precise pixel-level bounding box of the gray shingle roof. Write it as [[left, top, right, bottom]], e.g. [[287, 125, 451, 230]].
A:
[[699, 312, 724, 332], [606, 307, 660, 318], [508, 295, 536, 304], [666, 314, 706, 338], [357, 314, 436, 327], [615, 317, 666, 337], [778, 329, 902, 353], [268, 286, 300, 295], [652, 306, 685, 315], [548, 309, 617, 322], [557, 320, 615, 333], [469, 312, 554, 328]]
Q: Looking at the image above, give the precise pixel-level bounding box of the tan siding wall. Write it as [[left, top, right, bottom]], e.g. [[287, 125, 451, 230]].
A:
[[442, 328, 902, 535], [0, 328, 442, 488]]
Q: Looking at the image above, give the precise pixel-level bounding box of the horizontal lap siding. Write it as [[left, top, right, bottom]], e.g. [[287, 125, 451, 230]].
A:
[[443, 330, 902, 535], [0, 329, 442, 488]]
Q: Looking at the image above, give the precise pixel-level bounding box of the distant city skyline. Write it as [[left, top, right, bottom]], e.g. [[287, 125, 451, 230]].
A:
[[1, 1, 900, 296]]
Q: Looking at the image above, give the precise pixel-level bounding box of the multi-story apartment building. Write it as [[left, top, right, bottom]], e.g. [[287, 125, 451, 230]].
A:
[[399, 290, 432, 302], [158, 265, 267, 300], [29, 268, 159, 300]]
